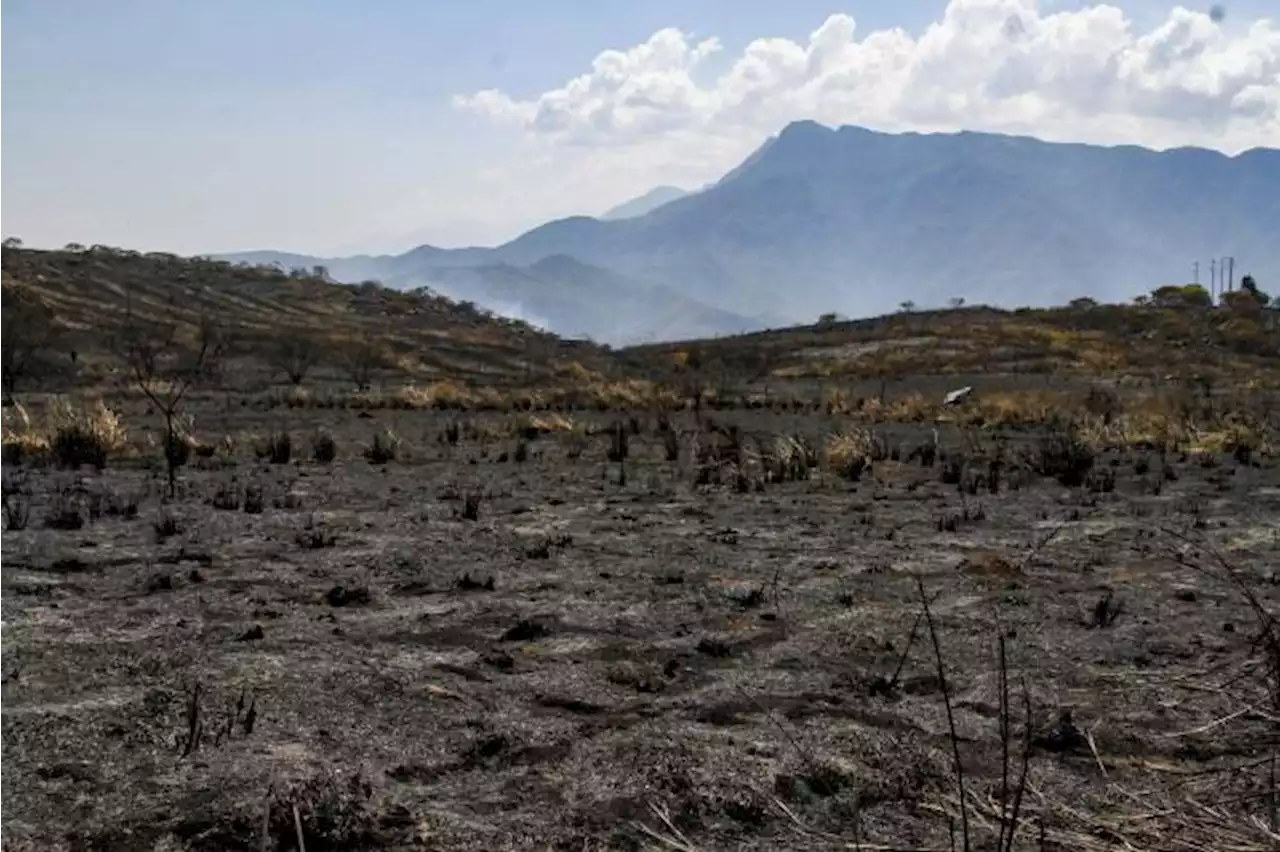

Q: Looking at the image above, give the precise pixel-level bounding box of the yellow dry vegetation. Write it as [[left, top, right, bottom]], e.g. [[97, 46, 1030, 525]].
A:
[[808, 385, 1275, 457], [2, 397, 129, 454], [853, 393, 935, 422], [525, 412, 580, 433], [258, 370, 681, 414], [822, 427, 874, 472]]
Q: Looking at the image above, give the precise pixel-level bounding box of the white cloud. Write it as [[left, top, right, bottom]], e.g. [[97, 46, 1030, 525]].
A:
[[453, 0, 1280, 178]]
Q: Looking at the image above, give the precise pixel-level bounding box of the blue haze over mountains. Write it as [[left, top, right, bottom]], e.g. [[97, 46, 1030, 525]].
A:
[[220, 121, 1280, 345]]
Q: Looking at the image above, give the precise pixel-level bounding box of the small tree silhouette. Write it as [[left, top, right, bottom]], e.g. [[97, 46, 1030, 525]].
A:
[[0, 235, 23, 268], [270, 335, 322, 386], [341, 339, 387, 391], [116, 291, 225, 496]]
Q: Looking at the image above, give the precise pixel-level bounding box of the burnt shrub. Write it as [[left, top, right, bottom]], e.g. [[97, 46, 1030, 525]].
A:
[[261, 431, 292, 465], [1031, 427, 1095, 487], [311, 431, 337, 464], [363, 429, 399, 465], [52, 424, 109, 470]]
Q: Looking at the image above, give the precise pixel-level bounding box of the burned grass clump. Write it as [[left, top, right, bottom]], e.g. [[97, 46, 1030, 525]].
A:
[[460, 491, 482, 521], [823, 427, 873, 482], [326, 584, 370, 607], [211, 479, 242, 511], [153, 511, 184, 541], [84, 483, 139, 521], [936, 502, 987, 532], [657, 413, 681, 462], [243, 484, 266, 514], [296, 516, 337, 549], [606, 420, 629, 462], [761, 435, 815, 483], [173, 682, 259, 758], [256, 770, 400, 852], [1030, 426, 1095, 486], [311, 430, 338, 463], [940, 453, 965, 485], [363, 429, 400, 465], [51, 420, 111, 470], [502, 618, 552, 642], [257, 430, 293, 465], [44, 489, 85, 531], [455, 572, 495, 591], [3, 467, 31, 516]]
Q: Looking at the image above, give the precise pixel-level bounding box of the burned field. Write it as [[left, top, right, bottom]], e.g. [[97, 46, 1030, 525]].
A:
[[4, 387, 1280, 851]]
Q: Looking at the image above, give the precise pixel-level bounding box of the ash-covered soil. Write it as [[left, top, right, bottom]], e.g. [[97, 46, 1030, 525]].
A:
[[3, 404, 1279, 851]]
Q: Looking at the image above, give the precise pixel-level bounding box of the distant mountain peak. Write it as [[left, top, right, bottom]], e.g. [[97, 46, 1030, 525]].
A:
[[216, 121, 1277, 343], [777, 118, 832, 139], [601, 185, 690, 220]]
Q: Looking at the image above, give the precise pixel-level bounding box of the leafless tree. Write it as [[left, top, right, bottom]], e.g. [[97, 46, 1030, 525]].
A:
[[2, 286, 66, 402], [341, 339, 387, 391], [270, 335, 322, 386], [116, 291, 225, 495]]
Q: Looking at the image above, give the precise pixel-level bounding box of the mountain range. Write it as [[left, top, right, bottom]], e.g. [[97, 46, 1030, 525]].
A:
[[600, 186, 691, 220], [220, 121, 1280, 344]]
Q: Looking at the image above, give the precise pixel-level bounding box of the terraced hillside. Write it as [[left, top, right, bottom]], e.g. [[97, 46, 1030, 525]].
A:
[[622, 301, 1280, 394], [1, 245, 622, 393]]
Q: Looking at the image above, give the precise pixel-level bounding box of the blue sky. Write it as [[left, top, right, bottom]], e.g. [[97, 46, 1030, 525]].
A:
[[3, 1, 1277, 255]]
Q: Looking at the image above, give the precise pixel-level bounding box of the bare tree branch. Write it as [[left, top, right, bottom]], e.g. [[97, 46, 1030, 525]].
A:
[[115, 288, 225, 494]]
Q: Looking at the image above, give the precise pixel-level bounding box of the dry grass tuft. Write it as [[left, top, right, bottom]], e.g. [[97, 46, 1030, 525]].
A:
[[3, 397, 129, 459], [822, 427, 875, 479]]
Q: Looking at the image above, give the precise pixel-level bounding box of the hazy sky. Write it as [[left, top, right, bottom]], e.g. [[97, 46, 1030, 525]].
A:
[[3, 0, 1278, 256]]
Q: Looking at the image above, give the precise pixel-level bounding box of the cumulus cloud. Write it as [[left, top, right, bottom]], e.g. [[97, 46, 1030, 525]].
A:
[[453, 0, 1280, 161]]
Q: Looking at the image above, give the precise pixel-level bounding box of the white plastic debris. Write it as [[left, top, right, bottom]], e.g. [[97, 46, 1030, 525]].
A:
[[943, 386, 974, 406]]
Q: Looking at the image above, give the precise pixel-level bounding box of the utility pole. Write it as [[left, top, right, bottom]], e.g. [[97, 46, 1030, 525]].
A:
[[1228, 257, 1235, 292], [1193, 261, 1199, 286], [1210, 258, 1217, 300]]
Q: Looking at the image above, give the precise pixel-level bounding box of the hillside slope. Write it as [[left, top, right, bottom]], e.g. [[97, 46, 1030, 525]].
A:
[[218, 248, 762, 345], [385, 254, 757, 344], [0, 246, 619, 387], [622, 300, 1280, 390]]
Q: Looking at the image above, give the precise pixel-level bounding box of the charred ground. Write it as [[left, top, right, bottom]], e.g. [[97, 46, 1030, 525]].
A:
[[3, 248, 1280, 851]]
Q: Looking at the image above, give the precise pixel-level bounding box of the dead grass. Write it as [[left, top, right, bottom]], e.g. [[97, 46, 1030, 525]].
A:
[[2, 397, 129, 459], [821, 427, 875, 479], [260, 374, 679, 414], [632, 302, 1280, 390]]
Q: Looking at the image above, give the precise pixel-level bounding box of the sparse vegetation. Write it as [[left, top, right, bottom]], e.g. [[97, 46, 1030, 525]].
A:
[[115, 288, 224, 495], [3, 244, 1279, 851], [269, 335, 323, 386], [311, 430, 338, 463], [363, 428, 400, 464]]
